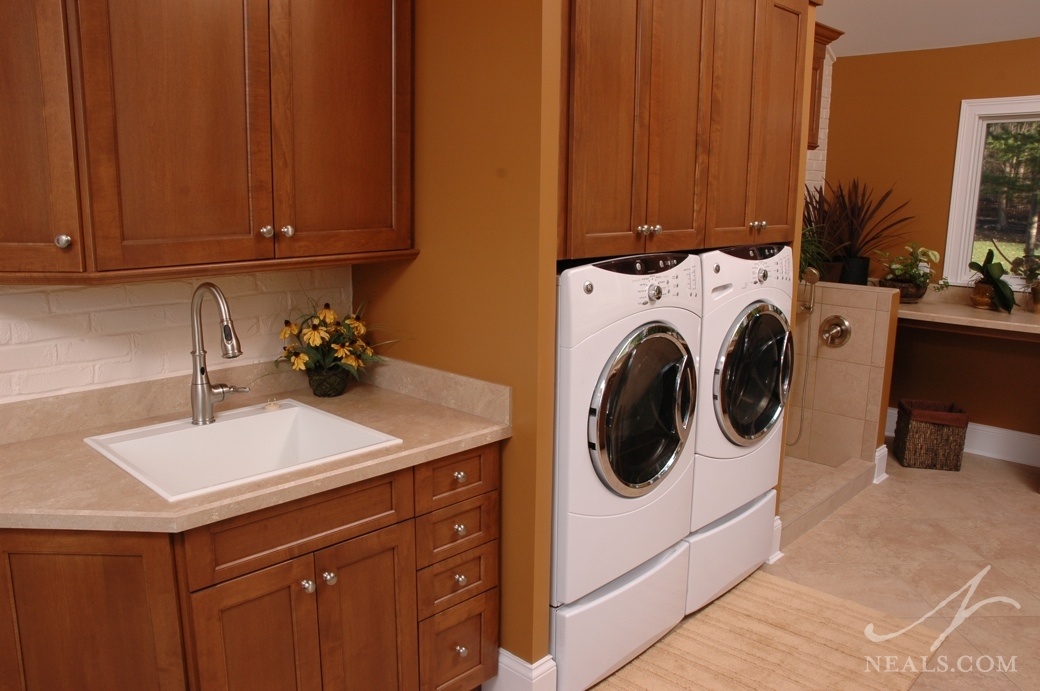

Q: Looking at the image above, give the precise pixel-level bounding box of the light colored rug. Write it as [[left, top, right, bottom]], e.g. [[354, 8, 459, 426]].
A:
[[594, 571, 938, 690]]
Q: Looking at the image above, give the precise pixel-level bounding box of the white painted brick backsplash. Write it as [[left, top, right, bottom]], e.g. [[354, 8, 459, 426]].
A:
[[0, 267, 352, 403]]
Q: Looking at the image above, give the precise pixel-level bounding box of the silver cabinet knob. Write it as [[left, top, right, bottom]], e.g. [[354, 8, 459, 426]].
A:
[[636, 224, 649, 236], [301, 579, 316, 594], [455, 645, 469, 658], [454, 573, 468, 587], [259, 225, 274, 238], [453, 523, 468, 537], [652, 224, 663, 235], [322, 571, 338, 586], [760, 221, 768, 231], [453, 470, 468, 484], [280, 225, 295, 238], [54, 235, 72, 249]]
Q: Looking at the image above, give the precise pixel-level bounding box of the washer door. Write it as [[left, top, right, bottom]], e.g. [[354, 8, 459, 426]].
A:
[[589, 322, 696, 498], [714, 302, 792, 446]]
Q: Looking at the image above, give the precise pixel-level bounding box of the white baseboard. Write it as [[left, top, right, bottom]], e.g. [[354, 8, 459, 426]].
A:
[[483, 650, 557, 691], [885, 407, 1040, 467], [873, 444, 889, 483], [766, 516, 784, 564]]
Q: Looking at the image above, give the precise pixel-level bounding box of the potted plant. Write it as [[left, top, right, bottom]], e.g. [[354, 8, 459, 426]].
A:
[[968, 249, 1016, 313], [1010, 254, 1040, 311], [802, 184, 847, 281], [276, 302, 382, 397], [826, 179, 914, 285], [875, 243, 948, 303]]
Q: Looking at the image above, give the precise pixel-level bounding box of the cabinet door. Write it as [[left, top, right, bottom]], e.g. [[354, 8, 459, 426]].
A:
[[0, 0, 83, 273], [270, 0, 412, 258], [77, 0, 275, 270], [643, 0, 710, 252], [315, 522, 419, 691], [0, 530, 185, 689], [703, 0, 806, 248], [748, 0, 806, 245], [191, 556, 323, 690], [565, 0, 648, 259]]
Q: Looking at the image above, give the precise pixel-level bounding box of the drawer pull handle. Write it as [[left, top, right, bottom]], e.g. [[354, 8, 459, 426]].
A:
[[453, 470, 468, 483], [301, 579, 316, 594], [454, 573, 468, 587], [453, 523, 468, 537], [455, 645, 469, 658], [323, 571, 338, 586]]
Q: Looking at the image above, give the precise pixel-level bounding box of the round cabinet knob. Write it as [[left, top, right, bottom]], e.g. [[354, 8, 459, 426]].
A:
[[454, 573, 468, 588], [647, 284, 663, 302], [54, 235, 72, 249], [280, 225, 295, 238], [300, 579, 316, 594], [322, 571, 338, 586], [653, 225, 663, 235], [455, 646, 469, 658], [453, 523, 468, 537], [259, 225, 274, 238], [758, 268, 770, 283], [453, 470, 468, 484], [636, 224, 649, 236]]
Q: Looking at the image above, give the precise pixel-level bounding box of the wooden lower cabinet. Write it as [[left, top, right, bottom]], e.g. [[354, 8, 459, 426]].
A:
[[0, 444, 501, 690], [190, 522, 418, 691], [0, 530, 186, 689]]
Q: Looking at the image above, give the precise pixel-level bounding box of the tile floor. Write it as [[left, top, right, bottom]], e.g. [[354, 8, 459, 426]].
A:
[[766, 451, 1040, 690]]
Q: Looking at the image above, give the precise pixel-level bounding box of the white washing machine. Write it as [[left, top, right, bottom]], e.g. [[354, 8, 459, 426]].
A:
[[682, 245, 793, 614], [552, 253, 700, 690]]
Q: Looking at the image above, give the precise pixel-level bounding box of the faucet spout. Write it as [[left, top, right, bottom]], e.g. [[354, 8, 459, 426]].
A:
[[190, 282, 248, 425]]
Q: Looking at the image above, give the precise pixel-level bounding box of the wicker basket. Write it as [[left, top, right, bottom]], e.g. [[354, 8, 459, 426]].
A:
[[892, 399, 968, 471]]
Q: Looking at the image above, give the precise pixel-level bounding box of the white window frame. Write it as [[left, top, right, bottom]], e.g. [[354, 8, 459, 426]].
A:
[[944, 95, 1040, 288]]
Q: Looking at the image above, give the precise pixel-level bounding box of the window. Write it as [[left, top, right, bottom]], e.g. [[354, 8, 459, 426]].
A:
[[945, 96, 1040, 287]]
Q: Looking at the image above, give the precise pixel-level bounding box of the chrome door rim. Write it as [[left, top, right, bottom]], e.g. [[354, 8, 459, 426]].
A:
[[713, 302, 792, 446], [588, 322, 695, 498]]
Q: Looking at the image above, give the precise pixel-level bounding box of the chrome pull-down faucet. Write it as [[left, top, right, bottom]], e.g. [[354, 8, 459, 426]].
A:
[[190, 282, 249, 425]]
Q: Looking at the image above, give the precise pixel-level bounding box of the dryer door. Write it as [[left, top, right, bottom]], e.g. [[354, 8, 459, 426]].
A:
[[589, 323, 696, 498], [714, 302, 792, 446]]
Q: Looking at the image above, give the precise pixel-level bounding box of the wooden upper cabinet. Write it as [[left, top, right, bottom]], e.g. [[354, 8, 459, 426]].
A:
[[703, 0, 808, 248], [0, 0, 84, 273], [15, 0, 413, 277], [563, 0, 711, 260], [270, 0, 412, 258]]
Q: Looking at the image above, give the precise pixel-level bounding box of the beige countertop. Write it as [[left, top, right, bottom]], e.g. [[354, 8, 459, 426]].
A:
[[895, 285, 1040, 340], [0, 359, 511, 533]]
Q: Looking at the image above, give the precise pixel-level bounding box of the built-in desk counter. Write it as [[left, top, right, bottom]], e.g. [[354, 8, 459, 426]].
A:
[[896, 286, 1040, 343]]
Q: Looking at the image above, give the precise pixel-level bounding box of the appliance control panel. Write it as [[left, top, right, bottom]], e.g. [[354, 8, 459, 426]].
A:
[[748, 249, 793, 287]]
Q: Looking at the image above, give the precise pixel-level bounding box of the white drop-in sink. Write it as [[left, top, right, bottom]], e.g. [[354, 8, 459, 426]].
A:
[[85, 399, 402, 502]]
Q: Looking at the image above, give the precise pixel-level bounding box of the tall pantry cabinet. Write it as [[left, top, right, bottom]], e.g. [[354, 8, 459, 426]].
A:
[[559, 0, 810, 260]]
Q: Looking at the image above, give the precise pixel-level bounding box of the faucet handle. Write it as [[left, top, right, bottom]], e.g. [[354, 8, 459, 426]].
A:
[[227, 386, 250, 394]]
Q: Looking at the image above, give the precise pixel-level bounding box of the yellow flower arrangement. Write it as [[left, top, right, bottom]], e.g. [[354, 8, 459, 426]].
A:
[[276, 302, 379, 380]]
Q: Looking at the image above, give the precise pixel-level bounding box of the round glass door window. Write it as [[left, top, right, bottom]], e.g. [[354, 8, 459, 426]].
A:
[[588, 323, 696, 498], [714, 302, 792, 445]]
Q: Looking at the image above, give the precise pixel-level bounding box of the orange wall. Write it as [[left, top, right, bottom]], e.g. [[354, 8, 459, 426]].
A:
[[354, 0, 561, 663], [827, 37, 1040, 278], [827, 38, 1040, 435]]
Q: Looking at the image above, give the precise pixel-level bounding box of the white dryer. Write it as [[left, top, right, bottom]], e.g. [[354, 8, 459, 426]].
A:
[[552, 253, 700, 690], [692, 244, 793, 532]]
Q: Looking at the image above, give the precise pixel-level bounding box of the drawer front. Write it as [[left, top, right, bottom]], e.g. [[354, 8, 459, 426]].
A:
[[414, 444, 500, 515], [182, 469, 414, 590], [417, 540, 499, 620], [414, 492, 499, 569], [418, 589, 499, 691]]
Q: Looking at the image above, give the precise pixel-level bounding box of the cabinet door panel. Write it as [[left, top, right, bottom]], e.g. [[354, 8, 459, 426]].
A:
[[271, 0, 412, 258], [566, 0, 647, 258], [78, 0, 274, 270], [703, 0, 757, 246], [645, 0, 709, 250], [0, 530, 185, 689], [315, 522, 419, 691], [0, 0, 83, 272], [191, 557, 322, 690], [751, 0, 806, 244]]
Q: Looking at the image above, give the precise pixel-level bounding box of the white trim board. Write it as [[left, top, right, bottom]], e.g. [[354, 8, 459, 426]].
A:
[[483, 650, 557, 691], [885, 407, 1040, 467]]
